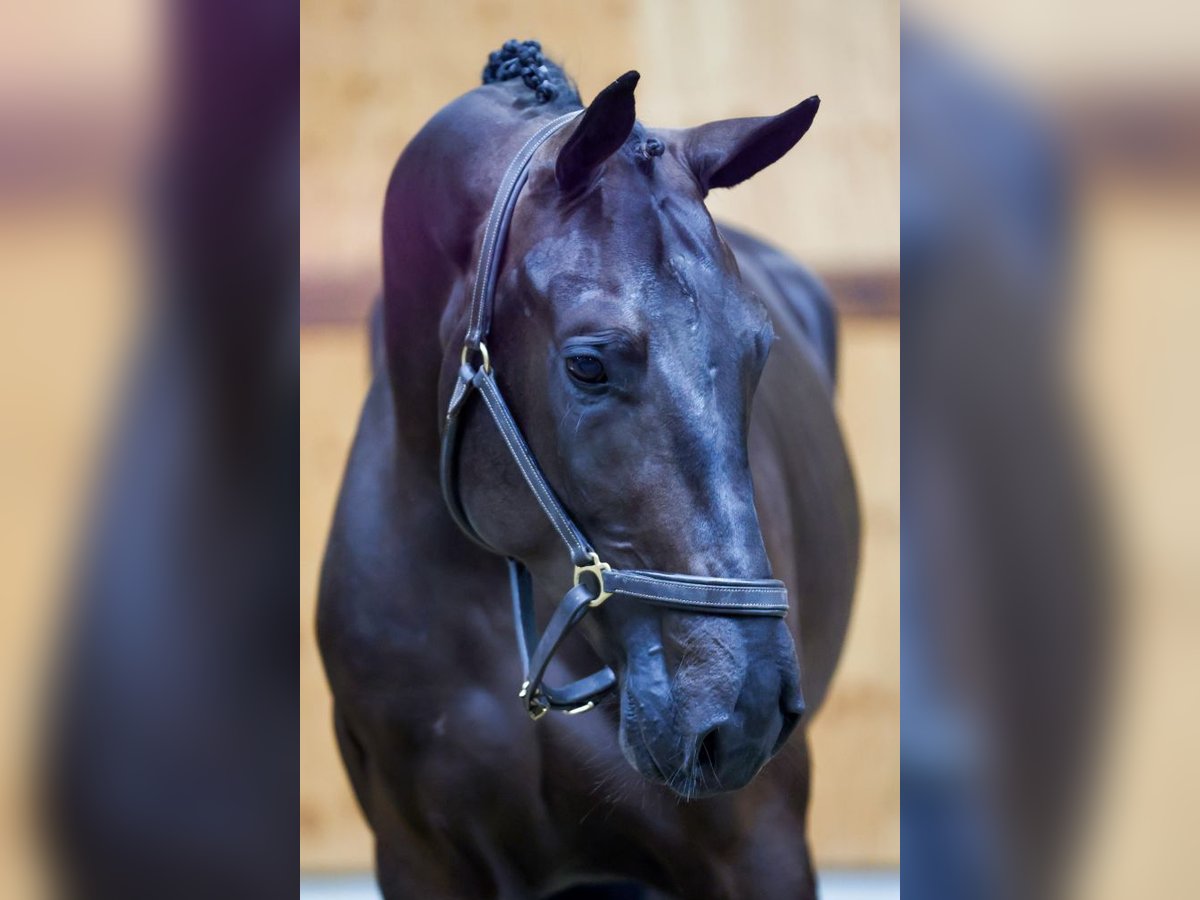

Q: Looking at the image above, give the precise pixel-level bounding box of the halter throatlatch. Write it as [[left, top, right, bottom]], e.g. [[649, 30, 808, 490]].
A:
[[440, 110, 788, 721]]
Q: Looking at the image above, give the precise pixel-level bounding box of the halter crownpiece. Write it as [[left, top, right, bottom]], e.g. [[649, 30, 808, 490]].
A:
[[440, 109, 788, 721]]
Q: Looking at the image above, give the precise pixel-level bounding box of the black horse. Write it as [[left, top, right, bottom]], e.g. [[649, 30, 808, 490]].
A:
[[318, 42, 859, 899]]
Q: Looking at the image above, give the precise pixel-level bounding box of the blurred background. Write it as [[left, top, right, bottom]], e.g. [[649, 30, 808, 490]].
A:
[[904, 1, 1200, 898], [0, 3, 160, 896], [1, 2, 297, 897], [299, 0, 900, 887]]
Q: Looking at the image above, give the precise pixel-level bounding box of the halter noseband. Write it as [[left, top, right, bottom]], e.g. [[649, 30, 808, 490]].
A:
[[440, 110, 788, 720]]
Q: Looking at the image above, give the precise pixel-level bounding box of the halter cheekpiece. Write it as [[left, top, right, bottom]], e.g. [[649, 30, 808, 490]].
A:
[[440, 110, 789, 720]]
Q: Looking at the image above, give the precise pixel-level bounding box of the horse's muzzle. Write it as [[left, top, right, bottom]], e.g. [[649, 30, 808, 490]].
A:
[[619, 661, 804, 798]]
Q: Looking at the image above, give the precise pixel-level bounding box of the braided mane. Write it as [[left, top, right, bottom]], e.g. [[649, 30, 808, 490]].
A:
[[481, 39, 581, 106]]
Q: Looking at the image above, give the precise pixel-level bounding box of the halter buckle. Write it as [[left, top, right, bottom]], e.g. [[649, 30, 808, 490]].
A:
[[460, 342, 491, 373], [518, 682, 549, 720], [573, 552, 612, 607]]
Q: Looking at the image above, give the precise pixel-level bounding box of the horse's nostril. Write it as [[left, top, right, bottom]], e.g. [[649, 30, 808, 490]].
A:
[[697, 725, 721, 769], [773, 701, 804, 754]]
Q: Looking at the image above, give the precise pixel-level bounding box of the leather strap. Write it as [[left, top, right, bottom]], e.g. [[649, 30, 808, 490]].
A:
[[514, 564, 617, 717], [442, 365, 593, 566], [439, 109, 790, 721], [440, 365, 496, 553], [463, 110, 584, 351], [473, 369, 594, 566], [602, 570, 788, 616]]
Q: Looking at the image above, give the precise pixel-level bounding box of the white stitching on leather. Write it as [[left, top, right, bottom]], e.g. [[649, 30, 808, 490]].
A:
[[473, 112, 578, 336], [604, 574, 787, 610], [628, 589, 784, 603], [471, 127, 535, 333], [447, 378, 468, 417], [478, 376, 585, 553], [467, 111, 581, 343], [617, 590, 786, 610], [469, 148, 522, 336], [610, 573, 786, 595]]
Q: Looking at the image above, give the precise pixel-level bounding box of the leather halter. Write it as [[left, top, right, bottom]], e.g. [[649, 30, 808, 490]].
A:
[[440, 110, 788, 720]]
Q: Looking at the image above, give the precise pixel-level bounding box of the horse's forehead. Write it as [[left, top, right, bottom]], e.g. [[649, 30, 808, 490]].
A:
[[525, 245, 745, 321], [603, 170, 722, 257], [518, 252, 765, 355], [520, 181, 740, 307]]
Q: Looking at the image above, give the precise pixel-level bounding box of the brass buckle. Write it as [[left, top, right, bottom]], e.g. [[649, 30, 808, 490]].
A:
[[573, 552, 612, 607], [518, 682, 548, 720], [460, 342, 491, 373]]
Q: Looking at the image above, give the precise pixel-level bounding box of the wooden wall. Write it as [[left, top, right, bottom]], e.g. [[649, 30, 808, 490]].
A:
[[301, 0, 900, 283]]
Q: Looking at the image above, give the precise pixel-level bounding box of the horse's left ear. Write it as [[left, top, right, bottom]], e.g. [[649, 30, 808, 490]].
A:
[[556, 70, 640, 193], [684, 95, 819, 194]]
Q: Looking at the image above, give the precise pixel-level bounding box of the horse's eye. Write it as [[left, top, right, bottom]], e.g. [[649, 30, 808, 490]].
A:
[[565, 354, 607, 385]]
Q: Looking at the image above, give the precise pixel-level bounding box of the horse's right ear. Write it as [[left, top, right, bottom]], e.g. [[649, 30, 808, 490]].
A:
[[556, 71, 640, 193], [683, 95, 820, 195]]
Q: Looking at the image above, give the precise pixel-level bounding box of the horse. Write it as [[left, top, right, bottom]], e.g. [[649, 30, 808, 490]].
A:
[[317, 41, 859, 900]]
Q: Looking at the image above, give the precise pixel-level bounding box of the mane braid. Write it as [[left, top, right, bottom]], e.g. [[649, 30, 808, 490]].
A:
[[481, 39, 580, 106]]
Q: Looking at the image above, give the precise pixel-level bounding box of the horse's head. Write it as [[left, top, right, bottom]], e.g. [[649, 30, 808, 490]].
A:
[[455, 72, 819, 796]]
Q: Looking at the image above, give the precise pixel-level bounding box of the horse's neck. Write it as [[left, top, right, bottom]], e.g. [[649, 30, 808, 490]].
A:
[[379, 120, 485, 456], [380, 98, 572, 459]]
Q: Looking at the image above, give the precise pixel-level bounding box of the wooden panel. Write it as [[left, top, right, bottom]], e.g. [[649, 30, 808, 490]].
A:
[[0, 206, 141, 898], [301, 0, 900, 287], [299, 327, 376, 869], [808, 319, 901, 864], [298, 318, 901, 869], [298, 267, 899, 325]]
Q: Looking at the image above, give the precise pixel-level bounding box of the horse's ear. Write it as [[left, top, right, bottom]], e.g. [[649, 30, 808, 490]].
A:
[[684, 95, 819, 194], [556, 70, 640, 193]]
